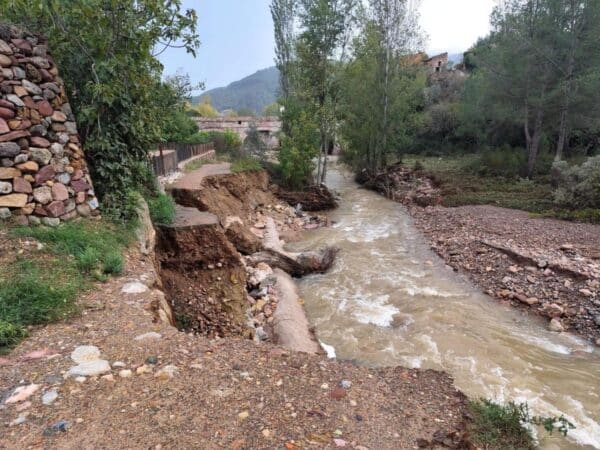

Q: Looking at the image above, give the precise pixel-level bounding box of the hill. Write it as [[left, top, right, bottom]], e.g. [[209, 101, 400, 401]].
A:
[[192, 67, 279, 114]]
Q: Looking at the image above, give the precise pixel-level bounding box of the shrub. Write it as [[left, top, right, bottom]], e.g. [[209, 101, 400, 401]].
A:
[[147, 193, 176, 225], [231, 157, 262, 173], [552, 156, 600, 209], [468, 399, 574, 450], [0, 320, 27, 348], [473, 146, 526, 177]]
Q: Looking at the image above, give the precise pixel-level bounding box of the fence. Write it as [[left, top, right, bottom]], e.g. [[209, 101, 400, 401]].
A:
[[149, 142, 214, 176]]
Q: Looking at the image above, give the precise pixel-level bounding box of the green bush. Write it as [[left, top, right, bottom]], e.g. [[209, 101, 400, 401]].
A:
[[474, 146, 527, 177], [231, 157, 262, 173], [552, 156, 600, 209], [147, 193, 176, 225], [468, 399, 574, 450], [0, 320, 27, 348]]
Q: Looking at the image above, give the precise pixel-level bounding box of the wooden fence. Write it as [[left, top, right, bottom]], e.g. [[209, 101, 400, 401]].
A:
[[149, 142, 214, 176]]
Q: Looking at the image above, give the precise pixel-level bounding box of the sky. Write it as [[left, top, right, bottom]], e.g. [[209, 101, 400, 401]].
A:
[[158, 0, 496, 93]]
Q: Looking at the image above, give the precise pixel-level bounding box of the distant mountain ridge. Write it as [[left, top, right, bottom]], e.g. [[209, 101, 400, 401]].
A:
[[192, 67, 279, 114]]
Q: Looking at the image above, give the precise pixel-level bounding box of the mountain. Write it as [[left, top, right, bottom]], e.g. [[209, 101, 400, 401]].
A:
[[192, 67, 279, 114]]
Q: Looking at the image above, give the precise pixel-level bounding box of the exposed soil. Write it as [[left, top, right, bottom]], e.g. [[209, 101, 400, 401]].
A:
[[274, 184, 339, 211], [0, 244, 469, 449], [368, 164, 600, 345]]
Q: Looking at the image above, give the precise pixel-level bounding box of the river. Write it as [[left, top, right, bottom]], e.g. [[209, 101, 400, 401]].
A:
[[293, 161, 600, 449]]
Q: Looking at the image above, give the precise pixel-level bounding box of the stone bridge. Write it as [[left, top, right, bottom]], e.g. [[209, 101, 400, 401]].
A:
[[195, 116, 281, 148]]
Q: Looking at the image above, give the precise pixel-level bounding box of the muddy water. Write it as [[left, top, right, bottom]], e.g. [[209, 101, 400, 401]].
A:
[[293, 163, 600, 449]]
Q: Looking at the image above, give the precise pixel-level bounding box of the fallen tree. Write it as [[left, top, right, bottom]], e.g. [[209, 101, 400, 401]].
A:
[[248, 217, 338, 277]]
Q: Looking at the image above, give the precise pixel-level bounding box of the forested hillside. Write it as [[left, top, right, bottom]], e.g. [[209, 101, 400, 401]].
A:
[[192, 67, 279, 114]]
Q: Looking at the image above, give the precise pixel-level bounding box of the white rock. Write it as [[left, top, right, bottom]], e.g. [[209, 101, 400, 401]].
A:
[[112, 361, 126, 368], [119, 369, 133, 378], [67, 359, 111, 377], [10, 414, 27, 426], [5, 384, 40, 404], [549, 318, 565, 332], [155, 365, 178, 380], [42, 390, 58, 405], [121, 281, 149, 294], [134, 332, 162, 341], [71, 345, 101, 364]]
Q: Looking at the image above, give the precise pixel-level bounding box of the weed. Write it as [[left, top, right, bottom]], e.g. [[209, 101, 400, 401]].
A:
[[147, 192, 176, 224], [231, 157, 262, 173], [0, 320, 27, 348], [468, 399, 575, 450], [102, 251, 124, 275]]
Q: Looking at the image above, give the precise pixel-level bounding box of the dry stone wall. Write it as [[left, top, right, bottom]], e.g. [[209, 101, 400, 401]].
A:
[[0, 23, 99, 226]]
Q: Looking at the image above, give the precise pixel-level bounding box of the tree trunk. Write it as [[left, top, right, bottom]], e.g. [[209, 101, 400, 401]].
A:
[[527, 107, 544, 178]]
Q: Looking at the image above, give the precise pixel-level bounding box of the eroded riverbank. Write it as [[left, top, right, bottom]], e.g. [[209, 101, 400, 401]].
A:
[[294, 163, 600, 449]]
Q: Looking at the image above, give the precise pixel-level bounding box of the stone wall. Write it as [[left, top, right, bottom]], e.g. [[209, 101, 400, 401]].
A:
[[0, 23, 99, 226]]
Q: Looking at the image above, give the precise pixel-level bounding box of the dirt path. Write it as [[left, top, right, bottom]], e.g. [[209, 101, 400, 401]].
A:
[[170, 163, 232, 191], [407, 204, 600, 345]]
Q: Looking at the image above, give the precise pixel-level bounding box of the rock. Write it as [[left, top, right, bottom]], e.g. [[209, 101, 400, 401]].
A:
[[30, 136, 50, 147], [30, 147, 52, 164], [0, 117, 9, 134], [121, 281, 149, 294], [35, 164, 55, 184], [543, 303, 564, 318], [41, 217, 60, 227], [548, 318, 564, 332], [0, 207, 10, 219], [6, 94, 24, 107], [71, 345, 102, 363], [537, 259, 548, 268], [46, 200, 66, 217], [594, 315, 600, 326], [579, 289, 593, 297], [33, 186, 52, 204], [333, 439, 347, 447], [0, 193, 27, 208], [42, 390, 58, 405], [135, 197, 155, 256], [51, 182, 68, 201], [514, 293, 539, 306], [119, 369, 133, 378], [0, 167, 20, 179], [43, 420, 70, 436], [340, 380, 352, 389], [145, 356, 158, 365], [134, 332, 162, 341], [255, 326, 268, 341], [0, 107, 15, 121], [155, 365, 178, 380], [67, 359, 111, 377], [36, 100, 53, 116], [10, 414, 27, 426], [0, 180, 11, 194], [16, 160, 38, 172], [238, 411, 250, 420], [50, 142, 64, 156], [560, 243, 574, 251], [330, 388, 347, 400], [136, 365, 152, 375], [21, 79, 42, 95], [5, 384, 40, 404], [13, 177, 31, 193]]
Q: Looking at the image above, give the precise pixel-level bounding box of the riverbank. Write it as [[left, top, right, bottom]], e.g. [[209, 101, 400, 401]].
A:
[[366, 162, 600, 346], [1, 167, 471, 449]]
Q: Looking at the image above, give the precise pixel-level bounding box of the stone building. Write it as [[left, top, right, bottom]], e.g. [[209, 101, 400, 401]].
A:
[[424, 52, 449, 74], [0, 23, 99, 225]]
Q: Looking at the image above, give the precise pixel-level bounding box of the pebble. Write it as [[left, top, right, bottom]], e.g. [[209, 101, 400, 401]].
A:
[[334, 438, 347, 447], [121, 281, 149, 294], [238, 411, 250, 420], [146, 356, 159, 365], [71, 345, 101, 363], [135, 332, 162, 341], [262, 429, 271, 438], [112, 361, 126, 368], [5, 384, 40, 404], [119, 369, 133, 378], [10, 414, 27, 426], [340, 380, 352, 389], [43, 420, 70, 436], [67, 359, 111, 377], [155, 365, 178, 380], [42, 390, 58, 405], [320, 383, 329, 390], [549, 318, 565, 332], [136, 365, 152, 375]]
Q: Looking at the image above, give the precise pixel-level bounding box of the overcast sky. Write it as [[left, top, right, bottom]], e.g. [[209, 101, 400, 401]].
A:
[[159, 0, 496, 92]]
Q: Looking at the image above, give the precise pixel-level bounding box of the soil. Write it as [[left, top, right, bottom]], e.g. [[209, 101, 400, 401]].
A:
[[368, 164, 600, 345], [274, 185, 338, 211], [0, 245, 469, 450]]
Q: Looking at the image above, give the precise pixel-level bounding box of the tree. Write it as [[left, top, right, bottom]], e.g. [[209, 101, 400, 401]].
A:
[[295, 0, 358, 183], [270, 0, 297, 104], [2, 0, 199, 219], [263, 102, 282, 117], [189, 96, 219, 118]]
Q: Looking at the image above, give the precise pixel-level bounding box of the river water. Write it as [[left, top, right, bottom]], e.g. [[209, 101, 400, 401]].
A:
[[294, 162, 600, 449]]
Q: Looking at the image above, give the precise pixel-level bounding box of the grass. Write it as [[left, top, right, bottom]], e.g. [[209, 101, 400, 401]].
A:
[[0, 219, 131, 349], [402, 154, 599, 222], [147, 193, 176, 225], [468, 399, 575, 450], [231, 157, 262, 173]]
